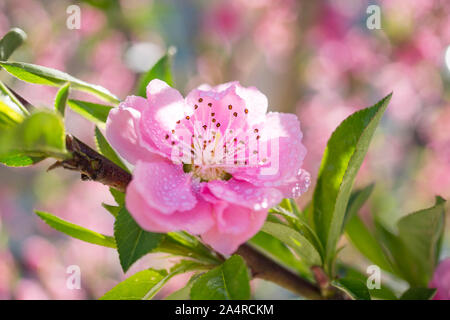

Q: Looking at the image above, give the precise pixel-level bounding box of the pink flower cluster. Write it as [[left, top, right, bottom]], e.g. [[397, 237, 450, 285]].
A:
[[106, 80, 310, 254]]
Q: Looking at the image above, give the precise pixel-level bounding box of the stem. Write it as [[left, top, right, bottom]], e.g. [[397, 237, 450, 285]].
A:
[[236, 244, 323, 299], [48, 135, 131, 192]]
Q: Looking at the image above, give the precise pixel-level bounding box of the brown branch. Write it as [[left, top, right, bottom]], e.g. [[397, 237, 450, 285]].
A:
[[48, 135, 131, 192], [236, 244, 323, 299]]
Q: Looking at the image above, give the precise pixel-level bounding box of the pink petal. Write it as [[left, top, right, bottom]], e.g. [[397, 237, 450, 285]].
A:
[[231, 112, 310, 197], [214, 201, 250, 234], [430, 258, 450, 300], [126, 180, 214, 234], [276, 169, 311, 198], [106, 96, 162, 164], [185, 82, 248, 136], [193, 81, 268, 124], [234, 83, 268, 125], [140, 79, 194, 158], [207, 178, 283, 210], [132, 161, 197, 214], [201, 204, 268, 255]]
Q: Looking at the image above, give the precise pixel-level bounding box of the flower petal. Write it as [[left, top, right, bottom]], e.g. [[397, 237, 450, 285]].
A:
[[191, 81, 268, 125], [132, 161, 197, 214], [140, 79, 194, 158], [106, 96, 162, 164], [201, 204, 268, 255], [185, 82, 249, 136], [234, 84, 268, 125], [276, 169, 311, 198], [207, 178, 283, 211], [231, 112, 309, 193], [126, 181, 214, 234]]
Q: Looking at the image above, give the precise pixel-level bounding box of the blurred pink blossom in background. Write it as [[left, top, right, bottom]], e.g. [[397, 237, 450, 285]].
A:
[[430, 259, 450, 300], [0, 0, 450, 299]]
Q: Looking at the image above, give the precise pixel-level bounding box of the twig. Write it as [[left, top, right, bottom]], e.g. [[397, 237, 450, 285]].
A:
[[48, 135, 131, 192], [236, 244, 323, 299]]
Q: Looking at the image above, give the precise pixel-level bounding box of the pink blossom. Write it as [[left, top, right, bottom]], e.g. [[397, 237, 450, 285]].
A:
[[204, 1, 242, 43], [429, 258, 450, 300], [14, 279, 49, 300], [253, 0, 298, 67], [78, 7, 106, 36], [106, 80, 310, 254], [87, 34, 135, 99]]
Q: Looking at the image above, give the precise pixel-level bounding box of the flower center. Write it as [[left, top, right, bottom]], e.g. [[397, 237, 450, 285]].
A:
[[183, 163, 232, 182], [165, 96, 262, 181]]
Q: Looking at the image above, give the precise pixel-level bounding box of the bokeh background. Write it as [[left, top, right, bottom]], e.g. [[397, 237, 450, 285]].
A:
[[0, 0, 449, 299]]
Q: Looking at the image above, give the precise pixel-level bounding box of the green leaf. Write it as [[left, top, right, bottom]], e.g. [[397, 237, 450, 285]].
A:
[[0, 99, 24, 128], [345, 214, 393, 273], [337, 264, 397, 300], [109, 188, 125, 206], [312, 93, 392, 268], [0, 61, 120, 104], [399, 287, 436, 300], [0, 28, 27, 61], [165, 273, 202, 300], [344, 186, 393, 273], [100, 269, 168, 300], [79, 0, 120, 10], [154, 231, 222, 265], [101, 260, 209, 300], [373, 198, 446, 286], [249, 231, 312, 280], [343, 184, 374, 229], [0, 110, 67, 160], [270, 206, 324, 260], [114, 207, 164, 272], [0, 80, 28, 116], [35, 211, 116, 248], [261, 221, 322, 266], [0, 152, 44, 167], [332, 277, 371, 300], [94, 126, 128, 171], [374, 220, 416, 283], [190, 255, 251, 300], [137, 51, 174, 97], [142, 260, 211, 300], [101, 203, 120, 217], [54, 82, 70, 116], [397, 197, 446, 275], [67, 99, 113, 125], [0, 107, 60, 166], [396, 196, 446, 285]]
